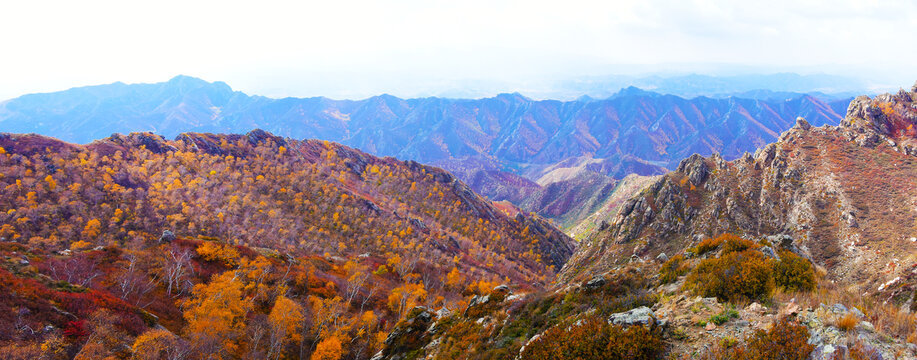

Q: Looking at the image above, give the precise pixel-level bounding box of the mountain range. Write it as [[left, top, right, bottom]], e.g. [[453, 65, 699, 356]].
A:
[[0, 76, 853, 231]]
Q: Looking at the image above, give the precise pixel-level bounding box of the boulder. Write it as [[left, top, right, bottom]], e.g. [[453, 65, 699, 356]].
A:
[[158, 230, 176, 243], [795, 117, 812, 130], [655, 253, 669, 263], [492, 284, 512, 295], [810, 344, 848, 360], [608, 306, 657, 328]]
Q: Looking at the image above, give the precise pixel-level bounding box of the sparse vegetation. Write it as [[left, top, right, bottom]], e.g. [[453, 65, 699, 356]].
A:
[[658, 254, 690, 284], [703, 317, 813, 360]]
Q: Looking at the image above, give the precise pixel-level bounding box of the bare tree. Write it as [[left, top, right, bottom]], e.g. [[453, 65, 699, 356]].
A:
[[161, 246, 194, 297], [45, 254, 102, 288], [116, 253, 156, 307]]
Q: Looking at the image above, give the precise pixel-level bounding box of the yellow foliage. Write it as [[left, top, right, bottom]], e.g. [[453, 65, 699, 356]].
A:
[[183, 271, 252, 359], [131, 328, 182, 360], [445, 267, 465, 290], [70, 240, 94, 252], [196, 241, 240, 267], [311, 336, 343, 360], [44, 175, 56, 191], [82, 218, 102, 239], [269, 295, 304, 344], [388, 283, 426, 319]]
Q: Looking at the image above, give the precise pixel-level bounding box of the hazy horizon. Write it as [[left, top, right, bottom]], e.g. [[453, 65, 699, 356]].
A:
[[2, 0, 916, 100]]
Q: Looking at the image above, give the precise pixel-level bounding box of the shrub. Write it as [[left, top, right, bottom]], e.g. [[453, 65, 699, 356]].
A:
[[693, 237, 724, 256], [704, 317, 813, 360], [709, 307, 739, 325], [721, 235, 758, 254], [836, 313, 858, 332], [774, 251, 816, 292], [519, 316, 665, 360], [686, 250, 774, 302], [659, 254, 690, 284]]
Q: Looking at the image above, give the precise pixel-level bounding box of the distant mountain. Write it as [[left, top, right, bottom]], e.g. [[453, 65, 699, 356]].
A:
[[553, 72, 868, 100], [0, 76, 850, 172], [0, 76, 853, 230]]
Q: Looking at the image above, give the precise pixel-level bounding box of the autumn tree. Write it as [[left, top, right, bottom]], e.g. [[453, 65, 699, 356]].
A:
[[310, 336, 343, 360], [266, 295, 304, 360], [131, 328, 191, 360], [343, 260, 370, 305], [387, 283, 426, 320], [160, 245, 194, 297], [445, 267, 465, 290], [183, 270, 252, 359]]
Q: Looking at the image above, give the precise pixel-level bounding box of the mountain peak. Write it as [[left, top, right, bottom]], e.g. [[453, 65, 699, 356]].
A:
[[611, 86, 657, 98]]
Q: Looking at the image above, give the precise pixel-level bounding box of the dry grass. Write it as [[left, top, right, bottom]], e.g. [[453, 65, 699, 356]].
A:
[[774, 280, 917, 342], [836, 313, 858, 332]]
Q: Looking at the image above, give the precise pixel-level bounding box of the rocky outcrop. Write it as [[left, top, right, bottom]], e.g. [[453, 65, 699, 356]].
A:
[[372, 307, 437, 360], [560, 84, 917, 293]]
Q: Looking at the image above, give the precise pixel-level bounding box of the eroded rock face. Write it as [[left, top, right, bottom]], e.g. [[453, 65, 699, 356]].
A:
[[373, 307, 437, 360], [560, 84, 917, 293]]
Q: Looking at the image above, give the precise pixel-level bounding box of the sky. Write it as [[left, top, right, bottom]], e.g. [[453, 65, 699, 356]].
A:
[[1, 0, 916, 100]]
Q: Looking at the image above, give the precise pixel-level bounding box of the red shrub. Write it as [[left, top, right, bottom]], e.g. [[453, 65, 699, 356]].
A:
[[63, 320, 89, 338]]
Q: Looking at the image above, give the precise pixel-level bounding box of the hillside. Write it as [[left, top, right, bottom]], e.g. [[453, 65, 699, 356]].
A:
[[562, 83, 917, 294], [0, 76, 853, 234], [0, 130, 573, 359], [365, 83, 917, 360]]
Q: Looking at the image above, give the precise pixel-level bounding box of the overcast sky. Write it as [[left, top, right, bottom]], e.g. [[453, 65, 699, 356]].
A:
[[1, 0, 915, 100]]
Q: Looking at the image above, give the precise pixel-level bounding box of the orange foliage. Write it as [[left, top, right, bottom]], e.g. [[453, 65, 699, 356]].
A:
[[519, 316, 664, 360], [311, 335, 344, 360]]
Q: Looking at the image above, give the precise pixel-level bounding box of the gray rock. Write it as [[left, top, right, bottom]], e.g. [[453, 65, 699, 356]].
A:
[[608, 306, 656, 328], [810, 344, 848, 360], [656, 253, 669, 262], [158, 230, 176, 243], [492, 284, 511, 294], [584, 276, 606, 289], [831, 303, 848, 314], [850, 307, 865, 318], [796, 117, 812, 130], [759, 246, 780, 260]]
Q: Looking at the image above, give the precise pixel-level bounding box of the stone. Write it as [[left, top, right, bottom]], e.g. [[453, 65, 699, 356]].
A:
[[584, 276, 606, 289], [608, 306, 657, 328], [810, 344, 848, 360], [784, 303, 800, 316], [795, 117, 812, 130], [492, 284, 511, 294], [745, 302, 764, 314], [759, 246, 779, 260], [859, 321, 875, 333], [705, 322, 716, 331], [830, 303, 848, 314], [701, 297, 719, 308], [158, 230, 176, 243], [850, 307, 865, 318], [656, 252, 669, 262]]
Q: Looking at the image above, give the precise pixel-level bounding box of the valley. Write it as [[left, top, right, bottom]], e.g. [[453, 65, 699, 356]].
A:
[[1, 82, 916, 359]]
